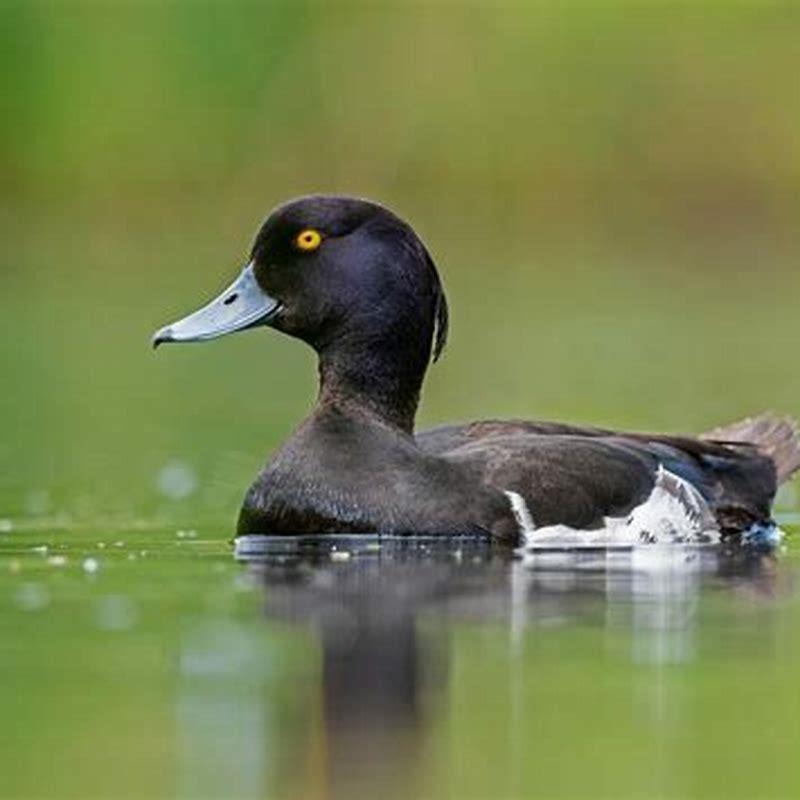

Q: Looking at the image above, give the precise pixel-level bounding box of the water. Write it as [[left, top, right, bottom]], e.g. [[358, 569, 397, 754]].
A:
[[5, 204, 799, 799], [1, 527, 799, 800], [3, 4, 800, 797]]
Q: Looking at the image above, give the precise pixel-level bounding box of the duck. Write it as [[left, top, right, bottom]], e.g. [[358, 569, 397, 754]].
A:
[[153, 196, 799, 546]]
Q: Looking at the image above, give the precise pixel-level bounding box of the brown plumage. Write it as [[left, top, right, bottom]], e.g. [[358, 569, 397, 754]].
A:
[[702, 414, 800, 485]]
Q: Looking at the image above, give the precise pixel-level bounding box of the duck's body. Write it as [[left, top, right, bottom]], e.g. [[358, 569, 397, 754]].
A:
[[238, 402, 795, 545], [154, 196, 799, 545]]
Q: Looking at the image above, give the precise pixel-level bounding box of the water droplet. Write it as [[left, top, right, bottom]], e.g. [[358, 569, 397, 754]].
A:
[[82, 557, 100, 574]]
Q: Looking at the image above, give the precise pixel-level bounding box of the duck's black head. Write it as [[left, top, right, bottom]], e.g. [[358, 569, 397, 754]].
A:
[[153, 196, 449, 431]]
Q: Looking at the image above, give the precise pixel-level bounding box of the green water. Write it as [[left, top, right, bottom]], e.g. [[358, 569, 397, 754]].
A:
[[1, 531, 799, 800], [4, 235, 800, 798], [3, 2, 800, 797]]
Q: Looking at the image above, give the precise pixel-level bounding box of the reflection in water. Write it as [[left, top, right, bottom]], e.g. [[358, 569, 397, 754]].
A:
[[177, 620, 272, 799], [520, 549, 713, 664], [178, 541, 788, 800], [249, 553, 470, 800]]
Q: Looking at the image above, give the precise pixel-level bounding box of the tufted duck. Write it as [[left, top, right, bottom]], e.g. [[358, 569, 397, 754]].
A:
[[153, 196, 799, 545]]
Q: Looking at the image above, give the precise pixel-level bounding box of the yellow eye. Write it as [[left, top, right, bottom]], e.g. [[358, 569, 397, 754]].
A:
[[295, 228, 322, 252]]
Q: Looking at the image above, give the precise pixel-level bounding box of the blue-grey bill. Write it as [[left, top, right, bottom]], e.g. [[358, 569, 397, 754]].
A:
[[152, 263, 280, 348]]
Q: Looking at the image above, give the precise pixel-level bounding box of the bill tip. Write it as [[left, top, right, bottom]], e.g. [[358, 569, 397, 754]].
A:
[[152, 327, 172, 350]]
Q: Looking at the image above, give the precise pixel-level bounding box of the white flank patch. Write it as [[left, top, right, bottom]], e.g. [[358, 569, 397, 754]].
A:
[[509, 466, 721, 550], [504, 490, 536, 537]]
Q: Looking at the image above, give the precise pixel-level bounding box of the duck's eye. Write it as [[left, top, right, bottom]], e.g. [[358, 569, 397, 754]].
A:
[[294, 229, 323, 252]]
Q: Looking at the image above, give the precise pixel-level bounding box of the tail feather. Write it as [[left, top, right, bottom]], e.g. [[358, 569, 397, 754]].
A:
[[702, 413, 800, 485]]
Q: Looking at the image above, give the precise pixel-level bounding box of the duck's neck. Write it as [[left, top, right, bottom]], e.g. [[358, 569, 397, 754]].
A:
[[316, 342, 427, 435]]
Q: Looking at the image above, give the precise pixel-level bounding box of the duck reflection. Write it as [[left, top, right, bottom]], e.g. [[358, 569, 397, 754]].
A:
[[235, 541, 785, 800], [248, 547, 504, 799]]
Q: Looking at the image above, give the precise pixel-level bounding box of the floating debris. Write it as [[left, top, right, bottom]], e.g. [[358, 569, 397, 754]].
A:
[[96, 542, 106, 549], [156, 459, 198, 500], [47, 555, 68, 567], [176, 529, 197, 539], [8, 558, 21, 574], [330, 550, 352, 562], [32, 545, 48, 554], [82, 557, 100, 574], [0, 519, 13, 533]]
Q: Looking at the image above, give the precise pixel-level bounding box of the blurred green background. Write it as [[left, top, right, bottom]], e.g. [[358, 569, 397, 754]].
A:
[[2, 4, 800, 800], [2, 0, 800, 528]]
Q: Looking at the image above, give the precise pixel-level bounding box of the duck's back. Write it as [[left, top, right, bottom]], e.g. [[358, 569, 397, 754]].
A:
[[416, 414, 800, 537]]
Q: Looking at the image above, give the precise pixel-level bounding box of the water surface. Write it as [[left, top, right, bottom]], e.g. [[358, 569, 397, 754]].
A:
[[1, 527, 799, 800]]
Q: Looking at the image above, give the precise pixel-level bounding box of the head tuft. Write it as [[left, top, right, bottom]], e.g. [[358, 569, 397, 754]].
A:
[[422, 244, 449, 363]]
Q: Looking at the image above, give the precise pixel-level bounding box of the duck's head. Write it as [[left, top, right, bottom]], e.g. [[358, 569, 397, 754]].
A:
[[153, 196, 449, 428]]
